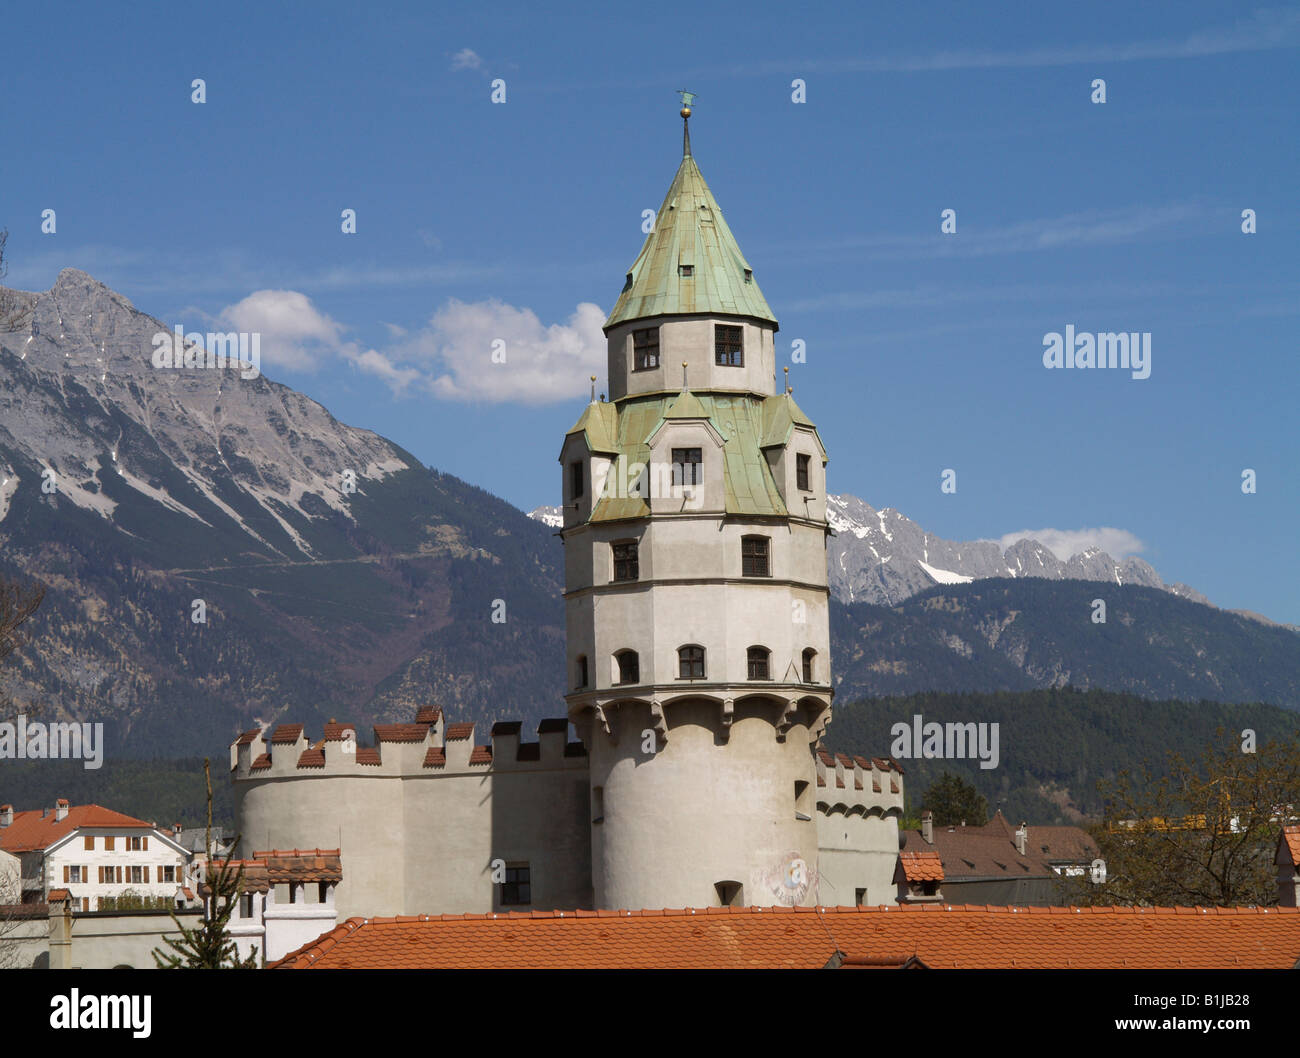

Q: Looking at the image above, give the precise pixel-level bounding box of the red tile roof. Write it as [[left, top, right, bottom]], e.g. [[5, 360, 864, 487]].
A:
[[322, 722, 356, 742], [271, 903, 1300, 970], [374, 724, 428, 743], [355, 748, 381, 766], [424, 748, 446, 768], [251, 849, 342, 884], [270, 724, 304, 744], [469, 745, 493, 765], [297, 748, 326, 768], [445, 723, 474, 741], [47, 888, 71, 902], [414, 706, 442, 725], [896, 851, 944, 883], [0, 804, 157, 853], [1280, 826, 1300, 866], [250, 753, 271, 771], [235, 729, 261, 745]]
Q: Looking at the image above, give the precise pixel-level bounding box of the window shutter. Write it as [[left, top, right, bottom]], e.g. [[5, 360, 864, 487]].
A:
[[144, 866, 150, 884], [143, 836, 149, 850], [117, 866, 122, 883], [63, 865, 69, 883]]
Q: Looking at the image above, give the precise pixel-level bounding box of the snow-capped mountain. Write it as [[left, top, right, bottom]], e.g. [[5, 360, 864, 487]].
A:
[[528, 505, 563, 529], [824, 494, 1211, 608]]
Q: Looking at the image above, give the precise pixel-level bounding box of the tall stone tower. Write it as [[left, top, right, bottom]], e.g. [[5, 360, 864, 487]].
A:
[[560, 104, 834, 910]]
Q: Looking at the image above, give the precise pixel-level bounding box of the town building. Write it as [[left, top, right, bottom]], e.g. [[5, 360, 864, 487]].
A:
[[0, 800, 190, 912], [232, 106, 905, 919]]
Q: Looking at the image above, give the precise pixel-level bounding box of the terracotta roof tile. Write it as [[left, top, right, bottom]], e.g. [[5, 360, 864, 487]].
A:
[[270, 724, 304, 744], [374, 724, 428, 743], [469, 745, 493, 765], [250, 753, 272, 771], [235, 729, 262, 745], [1280, 826, 1300, 865], [445, 723, 474, 741], [0, 804, 158, 853], [251, 848, 342, 884], [297, 748, 326, 768], [897, 851, 945, 883], [47, 888, 71, 902], [414, 706, 442, 725], [322, 722, 357, 742], [269, 904, 1300, 970], [355, 748, 381, 766], [423, 748, 446, 768]]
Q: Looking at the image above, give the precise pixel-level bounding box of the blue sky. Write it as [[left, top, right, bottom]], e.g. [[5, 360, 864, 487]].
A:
[[3, 1, 1297, 621]]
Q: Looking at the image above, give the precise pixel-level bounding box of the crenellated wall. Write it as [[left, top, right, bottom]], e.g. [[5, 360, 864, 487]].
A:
[[813, 749, 906, 907]]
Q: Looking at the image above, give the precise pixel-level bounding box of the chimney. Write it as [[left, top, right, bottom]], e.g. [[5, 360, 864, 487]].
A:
[[1015, 822, 1027, 856], [0, 804, 11, 827], [173, 823, 182, 838], [921, 810, 933, 844], [55, 798, 69, 822]]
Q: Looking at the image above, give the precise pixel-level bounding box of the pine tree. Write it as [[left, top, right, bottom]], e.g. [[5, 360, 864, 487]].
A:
[[921, 771, 989, 827], [152, 759, 258, 969]]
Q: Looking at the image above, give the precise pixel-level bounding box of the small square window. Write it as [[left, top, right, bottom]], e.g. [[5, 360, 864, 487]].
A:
[[633, 327, 660, 370], [742, 536, 770, 577], [715, 325, 743, 367], [678, 264, 693, 277], [501, 864, 531, 906]]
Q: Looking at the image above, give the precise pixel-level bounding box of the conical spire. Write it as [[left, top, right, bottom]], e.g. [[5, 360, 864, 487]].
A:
[[604, 110, 777, 332]]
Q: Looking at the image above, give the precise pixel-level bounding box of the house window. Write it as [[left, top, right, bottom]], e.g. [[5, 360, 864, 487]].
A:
[[678, 645, 705, 680], [742, 536, 770, 577], [500, 864, 531, 906], [802, 648, 816, 683], [612, 541, 639, 582], [747, 646, 770, 681], [616, 650, 640, 685], [715, 881, 743, 907], [715, 324, 743, 366], [162, 866, 175, 883], [129, 866, 143, 884], [633, 327, 660, 370], [671, 448, 702, 487], [68, 865, 83, 883], [855, 887, 867, 906], [796, 453, 811, 491], [84, 836, 94, 851], [575, 655, 588, 689], [569, 460, 584, 500], [128, 836, 142, 851], [318, 882, 329, 904]]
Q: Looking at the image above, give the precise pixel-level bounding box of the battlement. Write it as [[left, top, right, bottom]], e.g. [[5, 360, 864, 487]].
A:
[[814, 746, 905, 818], [231, 708, 588, 782]]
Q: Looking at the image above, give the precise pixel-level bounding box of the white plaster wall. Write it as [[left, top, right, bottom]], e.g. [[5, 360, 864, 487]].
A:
[[607, 317, 777, 400]]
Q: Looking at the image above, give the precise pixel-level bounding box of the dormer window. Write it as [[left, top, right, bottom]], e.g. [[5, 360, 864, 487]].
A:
[[743, 268, 753, 283], [633, 327, 660, 371], [672, 448, 702, 487], [679, 264, 694, 277], [715, 325, 743, 366]]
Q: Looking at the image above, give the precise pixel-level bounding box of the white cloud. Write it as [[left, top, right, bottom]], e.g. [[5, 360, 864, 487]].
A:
[[350, 348, 421, 392], [220, 290, 343, 372], [450, 48, 484, 72], [997, 527, 1146, 561], [399, 298, 607, 404]]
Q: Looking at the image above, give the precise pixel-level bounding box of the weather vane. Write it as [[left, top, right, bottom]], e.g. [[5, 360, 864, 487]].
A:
[[677, 91, 696, 155]]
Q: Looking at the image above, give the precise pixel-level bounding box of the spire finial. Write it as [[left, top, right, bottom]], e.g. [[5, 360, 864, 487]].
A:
[[677, 90, 696, 156], [590, 374, 597, 402], [784, 365, 791, 395], [682, 360, 689, 389]]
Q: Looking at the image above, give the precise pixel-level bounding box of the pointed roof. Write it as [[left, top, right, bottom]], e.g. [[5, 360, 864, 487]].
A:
[[605, 148, 777, 331], [564, 400, 619, 453], [663, 389, 709, 420]]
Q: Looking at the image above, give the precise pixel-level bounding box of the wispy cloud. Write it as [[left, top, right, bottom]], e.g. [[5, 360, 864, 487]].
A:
[[450, 48, 484, 72], [996, 527, 1146, 561]]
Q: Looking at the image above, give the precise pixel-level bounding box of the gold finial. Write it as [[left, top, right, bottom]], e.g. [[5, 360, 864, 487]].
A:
[[784, 365, 791, 395], [590, 374, 597, 401], [677, 91, 696, 156], [682, 360, 689, 389]]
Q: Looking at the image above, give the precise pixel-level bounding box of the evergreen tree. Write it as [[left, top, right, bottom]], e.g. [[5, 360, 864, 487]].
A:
[[921, 771, 989, 826]]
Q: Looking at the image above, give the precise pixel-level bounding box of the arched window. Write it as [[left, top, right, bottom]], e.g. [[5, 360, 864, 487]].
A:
[[677, 645, 705, 680], [747, 646, 771, 680], [615, 650, 639, 685], [802, 648, 816, 683]]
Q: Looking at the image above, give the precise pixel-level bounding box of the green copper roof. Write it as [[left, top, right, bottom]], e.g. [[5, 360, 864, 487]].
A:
[[605, 154, 778, 331], [565, 400, 619, 453], [577, 392, 826, 524]]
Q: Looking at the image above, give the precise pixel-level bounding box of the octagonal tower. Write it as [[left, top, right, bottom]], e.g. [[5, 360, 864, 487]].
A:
[[560, 107, 834, 911]]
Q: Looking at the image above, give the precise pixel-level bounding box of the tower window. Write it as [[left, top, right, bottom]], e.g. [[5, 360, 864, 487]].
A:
[[747, 646, 770, 681], [615, 650, 640, 685], [569, 460, 584, 500], [612, 540, 639, 582], [802, 648, 816, 683], [714, 881, 743, 907], [796, 453, 811, 491], [499, 864, 531, 906], [633, 327, 660, 370], [677, 645, 705, 680], [575, 655, 588, 689], [715, 324, 743, 366], [678, 264, 694, 277], [671, 448, 702, 487], [742, 536, 770, 577], [743, 268, 753, 283]]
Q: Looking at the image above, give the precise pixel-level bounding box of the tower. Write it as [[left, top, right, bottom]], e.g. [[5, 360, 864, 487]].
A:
[[560, 103, 834, 910]]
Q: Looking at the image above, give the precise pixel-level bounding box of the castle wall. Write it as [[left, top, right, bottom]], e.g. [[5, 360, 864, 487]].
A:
[[814, 751, 905, 907]]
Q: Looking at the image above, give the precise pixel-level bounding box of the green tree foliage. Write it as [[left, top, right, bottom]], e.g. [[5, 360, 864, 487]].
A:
[[921, 771, 989, 826], [1064, 728, 1300, 907], [152, 760, 257, 969]]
